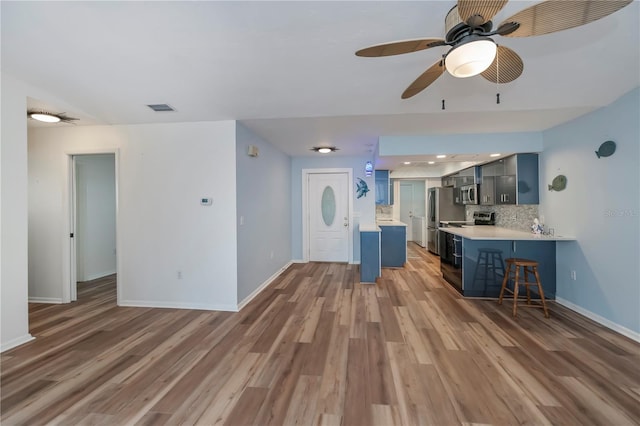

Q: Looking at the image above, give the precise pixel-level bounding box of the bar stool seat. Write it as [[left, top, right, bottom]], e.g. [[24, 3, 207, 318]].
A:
[[498, 258, 549, 318], [473, 248, 505, 296]]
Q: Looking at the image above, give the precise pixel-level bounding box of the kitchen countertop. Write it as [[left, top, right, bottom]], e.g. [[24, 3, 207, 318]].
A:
[[360, 224, 381, 232], [375, 220, 408, 227], [439, 226, 575, 241]]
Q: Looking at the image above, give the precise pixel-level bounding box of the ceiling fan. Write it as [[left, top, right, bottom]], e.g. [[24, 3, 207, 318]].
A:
[[356, 0, 633, 99]]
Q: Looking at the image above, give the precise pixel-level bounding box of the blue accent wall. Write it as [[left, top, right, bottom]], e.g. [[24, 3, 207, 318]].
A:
[[540, 88, 640, 334], [236, 123, 292, 303], [291, 156, 376, 262]]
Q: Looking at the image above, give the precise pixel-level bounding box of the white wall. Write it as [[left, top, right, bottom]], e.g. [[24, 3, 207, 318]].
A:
[[28, 121, 239, 310], [75, 154, 117, 282], [235, 124, 291, 306], [540, 88, 640, 337], [1, 73, 34, 351]]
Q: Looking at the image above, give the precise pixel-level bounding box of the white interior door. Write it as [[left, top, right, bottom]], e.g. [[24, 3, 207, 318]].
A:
[[308, 173, 349, 262], [400, 183, 414, 241]]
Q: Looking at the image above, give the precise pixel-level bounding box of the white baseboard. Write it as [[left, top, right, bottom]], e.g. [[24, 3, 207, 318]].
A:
[[237, 261, 293, 311], [28, 297, 64, 304], [291, 259, 306, 263], [119, 300, 238, 312], [1, 334, 35, 353], [80, 270, 117, 282], [555, 297, 640, 343]]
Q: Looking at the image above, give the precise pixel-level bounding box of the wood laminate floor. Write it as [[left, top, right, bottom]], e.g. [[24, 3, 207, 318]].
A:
[[2, 244, 639, 425]]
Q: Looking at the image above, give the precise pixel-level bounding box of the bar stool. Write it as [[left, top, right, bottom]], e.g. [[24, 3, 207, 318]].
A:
[[498, 258, 549, 318], [473, 248, 505, 296]]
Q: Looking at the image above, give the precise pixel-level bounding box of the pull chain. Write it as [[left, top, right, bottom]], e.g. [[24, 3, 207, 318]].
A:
[[442, 99, 446, 110], [496, 45, 500, 104]]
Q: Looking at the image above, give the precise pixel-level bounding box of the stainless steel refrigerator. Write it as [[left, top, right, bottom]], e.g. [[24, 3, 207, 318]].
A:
[[427, 187, 465, 255]]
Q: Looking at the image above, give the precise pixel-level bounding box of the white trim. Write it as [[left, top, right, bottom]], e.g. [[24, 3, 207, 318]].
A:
[[0, 334, 35, 353], [28, 297, 64, 304], [237, 261, 293, 311], [119, 300, 238, 312], [291, 259, 307, 264], [301, 168, 354, 264], [80, 270, 117, 282], [555, 297, 640, 343]]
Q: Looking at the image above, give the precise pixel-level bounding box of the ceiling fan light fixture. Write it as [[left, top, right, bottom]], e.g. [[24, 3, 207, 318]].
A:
[[29, 112, 61, 123], [445, 38, 497, 78]]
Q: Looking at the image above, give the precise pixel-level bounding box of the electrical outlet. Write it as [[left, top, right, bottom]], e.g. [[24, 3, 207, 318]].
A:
[[570, 270, 576, 281]]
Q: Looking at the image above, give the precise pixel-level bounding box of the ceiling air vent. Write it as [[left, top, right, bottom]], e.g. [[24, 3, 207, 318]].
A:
[[146, 104, 175, 112]]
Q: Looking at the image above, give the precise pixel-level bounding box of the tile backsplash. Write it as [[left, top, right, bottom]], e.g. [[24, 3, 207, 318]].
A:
[[466, 204, 539, 231], [376, 205, 393, 220]]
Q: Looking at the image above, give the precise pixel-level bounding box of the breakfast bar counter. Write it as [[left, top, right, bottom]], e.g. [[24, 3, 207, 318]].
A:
[[439, 226, 575, 241], [438, 226, 575, 298]]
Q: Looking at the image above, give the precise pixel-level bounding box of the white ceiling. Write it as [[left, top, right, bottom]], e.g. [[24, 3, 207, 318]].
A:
[[3, 1, 638, 170]]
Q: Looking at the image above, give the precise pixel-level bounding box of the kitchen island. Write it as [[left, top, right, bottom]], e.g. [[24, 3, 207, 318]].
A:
[[377, 220, 407, 268], [439, 226, 575, 298], [359, 220, 407, 283]]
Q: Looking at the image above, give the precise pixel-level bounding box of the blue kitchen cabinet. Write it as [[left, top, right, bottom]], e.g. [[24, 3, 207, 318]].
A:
[[482, 154, 539, 205], [462, 238, 555, 298], [380, 225, 406, 267], [375, 170, 390, 205], [360, 230, 381, 283]]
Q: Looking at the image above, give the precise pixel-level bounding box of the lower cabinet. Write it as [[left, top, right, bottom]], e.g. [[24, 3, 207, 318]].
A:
[[360, 231, 381, 283], [380, 226, 407, 267], [460, 239, 556, 298]]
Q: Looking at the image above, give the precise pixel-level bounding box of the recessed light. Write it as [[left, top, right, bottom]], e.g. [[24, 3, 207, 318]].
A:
[[490, 153, 501, 157], [311, 146, 338, 154], [403, 161, 411, 165], [428, 161, 435, 164], [436, 155, 446, 159]]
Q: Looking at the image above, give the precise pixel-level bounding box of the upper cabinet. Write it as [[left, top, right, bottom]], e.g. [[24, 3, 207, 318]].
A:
[[480, 154, 539, 205], [375, 170, 392, 205]]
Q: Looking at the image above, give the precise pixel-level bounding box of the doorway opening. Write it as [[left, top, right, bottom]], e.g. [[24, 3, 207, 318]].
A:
[[69, 153, 118, 302]]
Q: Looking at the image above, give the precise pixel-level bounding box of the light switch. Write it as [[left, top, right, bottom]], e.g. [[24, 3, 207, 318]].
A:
[[200, 198, 212, 206]]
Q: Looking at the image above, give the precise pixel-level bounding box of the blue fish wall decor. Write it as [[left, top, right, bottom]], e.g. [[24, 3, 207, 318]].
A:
[[356, 178, 370, 199]]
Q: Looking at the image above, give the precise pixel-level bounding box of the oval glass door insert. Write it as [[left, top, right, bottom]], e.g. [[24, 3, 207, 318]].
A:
[[321, 186, 336, 226]]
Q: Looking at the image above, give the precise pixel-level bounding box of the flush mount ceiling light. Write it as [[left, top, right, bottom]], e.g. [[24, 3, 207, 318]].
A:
[[404, 161, 411, 165], [311, 146, 339, 154], [428, 161, 435, 164], [27, 110, 78, 124], [436, 155, 447, 159], [445, 35, 497, 78]]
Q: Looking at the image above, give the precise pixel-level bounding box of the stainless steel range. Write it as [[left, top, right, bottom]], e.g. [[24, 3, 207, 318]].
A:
[[473, 211, 496, 225]]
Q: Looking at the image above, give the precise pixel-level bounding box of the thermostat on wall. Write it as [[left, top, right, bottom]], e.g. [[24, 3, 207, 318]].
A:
[[200, 198, 213, 206]]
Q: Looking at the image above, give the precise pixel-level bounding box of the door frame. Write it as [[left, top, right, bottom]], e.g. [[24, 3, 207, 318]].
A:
[[62, 149, 121, 304], [301, 168, 353, 264]]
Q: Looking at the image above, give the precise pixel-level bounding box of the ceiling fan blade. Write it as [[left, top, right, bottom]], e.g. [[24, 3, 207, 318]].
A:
[[480, 45, 523, 84], [401, 60, 445, 99], [457, 0, 508, 26], [499, 0, 633, 37], [356, 38, 446, 57]]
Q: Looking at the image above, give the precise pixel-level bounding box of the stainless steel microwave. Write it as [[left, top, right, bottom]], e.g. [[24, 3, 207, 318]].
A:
[[460, 184, 479, 205]]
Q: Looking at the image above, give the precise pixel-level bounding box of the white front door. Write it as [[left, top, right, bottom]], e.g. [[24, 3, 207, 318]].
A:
[[308, 173, 349, 262]]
